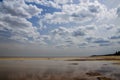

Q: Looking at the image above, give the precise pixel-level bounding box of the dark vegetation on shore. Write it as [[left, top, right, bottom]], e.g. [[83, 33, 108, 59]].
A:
[[92, 51, 120, 57]]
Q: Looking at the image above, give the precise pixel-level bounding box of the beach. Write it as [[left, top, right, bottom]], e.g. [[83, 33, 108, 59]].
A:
[[0, 56, 120, 80]]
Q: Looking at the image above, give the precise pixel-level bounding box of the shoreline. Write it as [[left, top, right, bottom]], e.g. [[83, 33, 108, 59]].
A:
[[0, 56, 120, 61]]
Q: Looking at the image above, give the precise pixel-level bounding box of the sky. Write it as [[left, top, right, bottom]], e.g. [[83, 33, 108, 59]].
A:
[[0, 0, 120, 57]]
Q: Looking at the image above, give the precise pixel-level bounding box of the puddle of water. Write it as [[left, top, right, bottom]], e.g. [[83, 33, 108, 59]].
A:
[[0, 60, 120, 80]]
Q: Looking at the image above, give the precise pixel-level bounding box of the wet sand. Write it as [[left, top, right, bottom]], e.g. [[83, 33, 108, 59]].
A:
[[0, 56, 120, 80]]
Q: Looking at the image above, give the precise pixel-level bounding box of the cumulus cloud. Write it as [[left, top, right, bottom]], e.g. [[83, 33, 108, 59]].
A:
[[91, 38, 113, 47], [42, 0, 117, 25], [118, 41, 120, 44], [85, 37, 94, 42], [110, 35, 120, 40], [51, 27, 71, 37], [85, 25, 95, 30], [0, 0, 42, 18], [117, 5, 120, 17], [49, 22, 120, 48], [85, 36, 113, 47], [0, 0, 44, 44], [25, 0, 61, 9], [99, 43, 111, 46], [93, 38, 110, 44], [50, 26, 88, 48], [51, 27, 86, 37], [72, 28, 86, 36], [0, 14, 41, 43], [0, 0, 119, 49], [78, 42, 88, 48]]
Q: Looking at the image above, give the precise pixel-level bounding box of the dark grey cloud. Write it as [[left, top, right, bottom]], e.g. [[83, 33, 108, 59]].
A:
[[110, 35, 120, 39], [117, 28, 120, 33], [118, 41, 120, 44], [78, 42, 88, 48], [93, 38, 110, 44], [86, 26, 95, 30], [85, 37, 112, 47], [92, 38, 113, 47], [117, 6, 120, 17], [99, 43, 111, 46], [85, 37, 94, 42], [88, 5, 100, 13], [72, 28, 86, 37], [64, 40, 74, 45]]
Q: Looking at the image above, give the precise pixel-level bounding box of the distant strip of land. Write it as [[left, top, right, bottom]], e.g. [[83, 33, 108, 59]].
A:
[[0, 51, 120, 61], [67, 56, 120, 61], [68, 51, 120, 61], [0, 56, 120, 61]]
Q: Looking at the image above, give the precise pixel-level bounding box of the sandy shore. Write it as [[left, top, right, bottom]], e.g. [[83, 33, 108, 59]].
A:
[[0, 56, 120, 61]]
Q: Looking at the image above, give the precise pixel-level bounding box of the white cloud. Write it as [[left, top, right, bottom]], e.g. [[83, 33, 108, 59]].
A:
[[0, 0, 45, 44], [0, 14, 41, 43], [0, 0, 42, 18], [0, 0, 119, 49], [0, 0, 120, 56], [54, 0, 73, 4], [50, 26, 87, 48], [42, 0, 117, 25]]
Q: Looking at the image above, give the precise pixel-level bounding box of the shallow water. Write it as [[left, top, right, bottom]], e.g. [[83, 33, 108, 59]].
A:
[[0, 60, 120, 80]]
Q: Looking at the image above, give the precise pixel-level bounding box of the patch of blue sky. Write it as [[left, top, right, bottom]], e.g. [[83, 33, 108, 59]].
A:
[[72, 0, 80, 4], [72, 0, 96, 4], [26, 1, 62, 33], [39, 5, 61, 15], [27, 16, 39, 27], [25, 2, 61, 15], [0, 0, 3, 2]]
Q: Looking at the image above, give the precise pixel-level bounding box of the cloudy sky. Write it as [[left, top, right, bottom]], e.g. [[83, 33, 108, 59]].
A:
[[0, 0, 120, 57]]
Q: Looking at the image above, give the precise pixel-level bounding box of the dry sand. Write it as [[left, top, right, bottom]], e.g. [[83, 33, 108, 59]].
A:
[[0, 56, 120, 61]]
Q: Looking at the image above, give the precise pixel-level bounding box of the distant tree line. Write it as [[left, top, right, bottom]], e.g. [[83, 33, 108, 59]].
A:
[[114, 51, 120, 55], [91, 51, 120, 57], [104, 51, 120, 56]]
